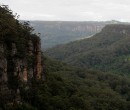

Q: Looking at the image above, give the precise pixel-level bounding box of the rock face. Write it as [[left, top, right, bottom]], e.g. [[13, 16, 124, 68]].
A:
[[0, 38, 43, 105], [0, 44, 7, 83], [0, 5, 44, 107], [34, 41, 42, 79]]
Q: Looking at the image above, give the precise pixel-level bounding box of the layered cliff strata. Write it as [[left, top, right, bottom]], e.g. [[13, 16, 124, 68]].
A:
[[0, 38, 43, 105], [0, 5, 44, 107]]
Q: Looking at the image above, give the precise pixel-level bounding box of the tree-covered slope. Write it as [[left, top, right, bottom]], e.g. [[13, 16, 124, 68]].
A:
[[29, 20, 127, 49], [16, 56, 130, 110], [2, 4, 130, 110], [45, 24, 130, 74], [0, 5, 43, 109], [29, 21, 106, 49]]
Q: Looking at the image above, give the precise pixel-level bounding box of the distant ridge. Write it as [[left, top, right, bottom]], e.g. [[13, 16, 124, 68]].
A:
[[23, 20, 129, 49], [45, 24, 130, 74]]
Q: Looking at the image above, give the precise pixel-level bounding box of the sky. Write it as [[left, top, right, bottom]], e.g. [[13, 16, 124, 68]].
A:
[[1, 0, 130, 21]]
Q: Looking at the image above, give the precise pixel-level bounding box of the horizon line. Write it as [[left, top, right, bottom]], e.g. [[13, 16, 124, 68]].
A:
[[19, 19, 129, 23]]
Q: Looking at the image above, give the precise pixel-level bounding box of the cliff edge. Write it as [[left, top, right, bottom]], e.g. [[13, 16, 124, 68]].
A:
[[0, 5, 44, 106]]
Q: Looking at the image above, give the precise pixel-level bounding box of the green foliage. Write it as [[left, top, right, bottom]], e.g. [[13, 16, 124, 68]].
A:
[[19, 57, 130, 110], [0, 5, 40, 90], [0, 5, 40, 109], [1, 4, 130, 110], [0, 5, 40, 58], [45, 24, 130, 75], [4, 103, 37, 110]]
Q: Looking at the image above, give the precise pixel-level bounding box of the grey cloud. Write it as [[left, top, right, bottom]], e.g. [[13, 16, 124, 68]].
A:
[[1, 0, 130, 21]]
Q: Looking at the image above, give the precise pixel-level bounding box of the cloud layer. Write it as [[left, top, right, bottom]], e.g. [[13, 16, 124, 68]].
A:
[[1, 0, 130, 21]]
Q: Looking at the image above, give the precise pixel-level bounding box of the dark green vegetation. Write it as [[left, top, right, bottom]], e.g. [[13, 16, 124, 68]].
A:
[[0, 5, 40, 58], [9, 56, 130, 110], [0, 5, 40, 109], [46, 24, 130, 75], [0, 5, 40, 91], [1, 5, 130, 110]]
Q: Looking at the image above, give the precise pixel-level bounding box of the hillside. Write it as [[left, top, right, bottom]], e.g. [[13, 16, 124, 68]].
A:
[[46, 24, 130, 75], [0, 5, 44, 108], [2, 5, 130, 110], [16, 56, 130, 110], [29, 20, 124, 49]]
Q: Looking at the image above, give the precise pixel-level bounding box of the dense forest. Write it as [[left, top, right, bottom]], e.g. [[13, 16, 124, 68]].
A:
[[46, 24, 130, 75], [1, 5, 130, 110], [14, 56, 130, 110], [5, 56, 130, 110]]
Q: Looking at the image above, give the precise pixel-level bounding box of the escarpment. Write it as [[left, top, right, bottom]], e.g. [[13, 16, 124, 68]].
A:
[[3, 37, 43, 82], [0, 5, 44, 105], [0, 37, 43, 105]]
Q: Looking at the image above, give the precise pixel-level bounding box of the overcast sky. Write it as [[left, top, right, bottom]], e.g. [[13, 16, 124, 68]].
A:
[[1, 0, 130, 21]]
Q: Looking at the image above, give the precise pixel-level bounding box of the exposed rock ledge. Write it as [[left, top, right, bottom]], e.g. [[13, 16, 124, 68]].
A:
[[0, 38, 44, 105]]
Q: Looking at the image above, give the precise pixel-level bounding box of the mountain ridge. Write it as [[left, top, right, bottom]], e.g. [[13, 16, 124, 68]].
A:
[[27, 20, 130, 49], [2, 5, 130, 110], [45, 24, 130, 74]]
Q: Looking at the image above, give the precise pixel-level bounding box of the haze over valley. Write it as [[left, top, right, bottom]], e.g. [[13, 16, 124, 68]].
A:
[[1, 0, 130, 110], [29, 20, 128, 49]]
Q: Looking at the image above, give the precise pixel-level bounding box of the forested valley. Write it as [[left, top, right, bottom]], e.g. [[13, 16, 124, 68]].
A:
[[1, 5, 130, 110]]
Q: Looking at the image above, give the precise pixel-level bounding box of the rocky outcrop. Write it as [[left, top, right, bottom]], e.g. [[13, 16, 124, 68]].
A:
[[34, 41, 42, 79], [28, 40, 33, 55], [0, 38, 43, 105], [0, 5, 44, 107]]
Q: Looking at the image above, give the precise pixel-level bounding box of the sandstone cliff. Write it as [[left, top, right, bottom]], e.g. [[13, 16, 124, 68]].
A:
[[0, 37, 43, 105], [0, 5, 44, 106]]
